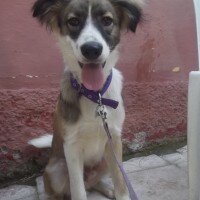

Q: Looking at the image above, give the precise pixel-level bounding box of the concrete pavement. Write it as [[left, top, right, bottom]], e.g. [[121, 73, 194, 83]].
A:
[[0, 146, 188, 200]]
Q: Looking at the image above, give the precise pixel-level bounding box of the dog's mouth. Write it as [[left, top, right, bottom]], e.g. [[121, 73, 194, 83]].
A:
[[79, 62, 106, 91]]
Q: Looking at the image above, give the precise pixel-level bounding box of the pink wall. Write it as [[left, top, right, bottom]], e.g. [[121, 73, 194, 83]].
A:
[[0, 0, 198, 182]]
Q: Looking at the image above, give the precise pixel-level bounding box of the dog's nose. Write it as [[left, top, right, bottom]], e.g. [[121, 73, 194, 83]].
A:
[[81, 42, 103, 60]]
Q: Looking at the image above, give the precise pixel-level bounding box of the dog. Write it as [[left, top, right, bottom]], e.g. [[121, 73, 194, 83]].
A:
[[29, 0, 143, 199]]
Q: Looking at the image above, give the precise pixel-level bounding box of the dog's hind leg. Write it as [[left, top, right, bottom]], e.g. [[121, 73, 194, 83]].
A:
[[44, 157, 70, 200]]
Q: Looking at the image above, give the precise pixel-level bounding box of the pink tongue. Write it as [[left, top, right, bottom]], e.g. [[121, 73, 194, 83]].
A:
[[81, 64, 104, 91]]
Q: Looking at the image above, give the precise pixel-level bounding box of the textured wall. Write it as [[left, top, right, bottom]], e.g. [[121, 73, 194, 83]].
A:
[[0, 0, 198, 182], [0, 81, 188, 182]]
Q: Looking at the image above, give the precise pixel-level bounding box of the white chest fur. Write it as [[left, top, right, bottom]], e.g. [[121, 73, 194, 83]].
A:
[[64, 68, 125, 165]]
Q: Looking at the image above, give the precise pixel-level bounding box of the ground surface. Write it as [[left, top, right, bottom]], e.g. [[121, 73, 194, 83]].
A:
[[0, 146, 188, 200]]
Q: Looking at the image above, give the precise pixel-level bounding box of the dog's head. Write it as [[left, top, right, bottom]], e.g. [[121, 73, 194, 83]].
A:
[[33, 0, 143, 90]]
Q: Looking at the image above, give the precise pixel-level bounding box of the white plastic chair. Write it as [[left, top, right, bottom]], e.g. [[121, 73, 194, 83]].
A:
[[188, 1, 200, 199]]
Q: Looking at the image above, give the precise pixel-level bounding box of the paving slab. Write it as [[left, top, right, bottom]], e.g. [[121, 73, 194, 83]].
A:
[[161, 152, 188, 171], [0, 185, 38, 200], [177, 146, 188, 161], [129, 165, 189, 200], [36, 176, 113, 200], [87, 191, 110, 200], [124, 154, 168, 173], [36, 155, 167, 199], [36, 161, 188, 200], [177, 145, 187, 154], [17, 196, 39, 200], [1, 150, 188, 200]]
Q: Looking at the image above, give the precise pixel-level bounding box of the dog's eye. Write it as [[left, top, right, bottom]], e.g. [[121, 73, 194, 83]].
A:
[[67, 17, 80, 27], [101, 16, 113, 27]]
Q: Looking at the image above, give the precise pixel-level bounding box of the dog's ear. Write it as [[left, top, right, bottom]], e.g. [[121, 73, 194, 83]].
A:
[[113, 0, 144, 32], [32, 0, 61, 29]]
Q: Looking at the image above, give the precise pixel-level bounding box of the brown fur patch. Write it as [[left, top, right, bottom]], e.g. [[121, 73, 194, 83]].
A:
[[32, 0, 65, 32], [59, 71, 81, 123], [110, 0, 143, 32], [58, 95, 81, 123]]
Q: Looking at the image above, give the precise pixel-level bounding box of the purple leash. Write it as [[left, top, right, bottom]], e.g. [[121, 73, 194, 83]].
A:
[[96, 94, 139, 200], [103, 121, 138, 200]]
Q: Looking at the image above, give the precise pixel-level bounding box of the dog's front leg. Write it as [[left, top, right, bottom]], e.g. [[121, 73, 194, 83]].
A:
[[64, 143, 87, 200], [105, 135, 129, 200]]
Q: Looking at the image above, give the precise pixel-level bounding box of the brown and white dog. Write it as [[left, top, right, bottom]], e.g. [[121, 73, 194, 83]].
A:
[[29, 0, 143, 199]]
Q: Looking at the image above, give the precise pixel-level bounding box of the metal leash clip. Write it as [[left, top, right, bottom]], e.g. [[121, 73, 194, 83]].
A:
[[96, 93, 107, 120]]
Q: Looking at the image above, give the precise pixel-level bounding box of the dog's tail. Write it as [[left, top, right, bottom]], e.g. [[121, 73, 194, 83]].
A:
[[28, 134, 53, 148]]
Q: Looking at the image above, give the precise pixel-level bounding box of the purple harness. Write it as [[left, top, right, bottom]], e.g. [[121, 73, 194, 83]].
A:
[[70, 71, 138, 200]]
